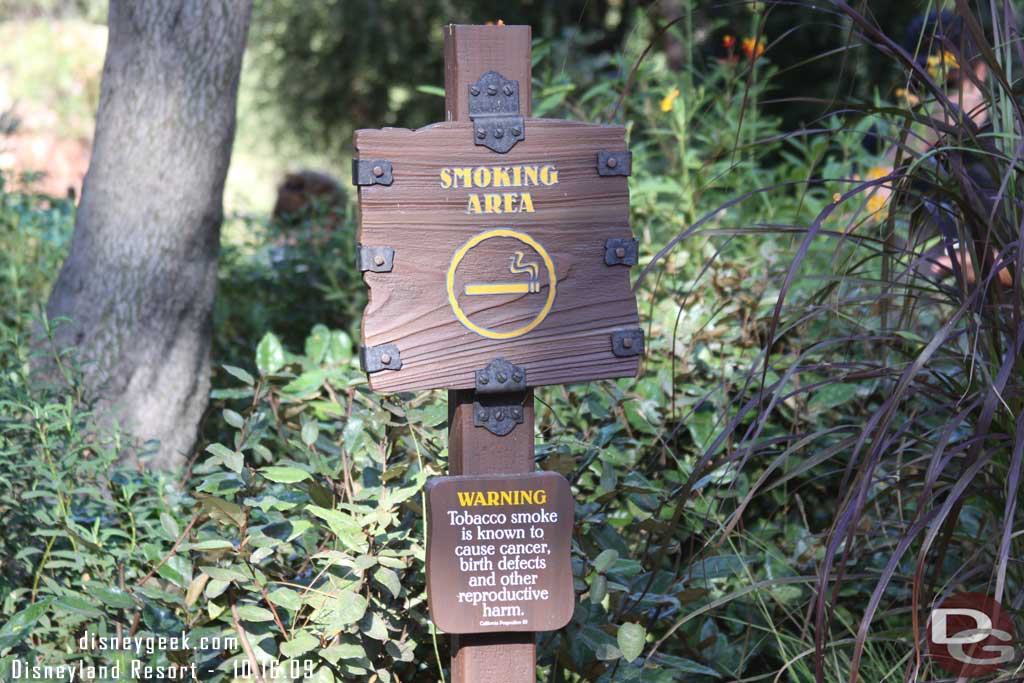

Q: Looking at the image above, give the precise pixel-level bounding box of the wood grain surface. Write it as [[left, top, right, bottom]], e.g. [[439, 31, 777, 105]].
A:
[[355, 119, 640, 392], [444, 24, 532, 123]]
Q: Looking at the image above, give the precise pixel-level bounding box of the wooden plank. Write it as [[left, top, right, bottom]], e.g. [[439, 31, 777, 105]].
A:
[[445, 24, 532, 123], [355, 119, 640, 392], [448, 390, 537, 683], [444, 24, 537, 683]]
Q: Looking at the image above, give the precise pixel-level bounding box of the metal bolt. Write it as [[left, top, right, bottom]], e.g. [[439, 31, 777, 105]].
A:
[[380, 352, 392, 365], [615, 247, 626, 259], [503, 84, 514, 96], [373, 254, 385, 267], [372, 165, 384, 177], [477, 409, 488, 421], [512, 407, 521, 419], [480, 376, 489, 385], [494, 128, 504, 139], [487, 85, 497, 95], [476, 128, 486, 139], [511, 126, 521, 137], [512, 371, 522, 382], [470, 86, 480, 96], [606, 156, 618, 169], [496, 372, 507, 383], [495, 410, 505, 420], [621, 337, 633, 349]]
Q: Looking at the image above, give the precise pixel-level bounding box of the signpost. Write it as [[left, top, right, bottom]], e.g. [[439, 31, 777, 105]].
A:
[[354, 23, 641, 682]]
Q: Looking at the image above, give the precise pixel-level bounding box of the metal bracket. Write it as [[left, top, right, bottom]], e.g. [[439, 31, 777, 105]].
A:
[[473, 358, 526, 436], [604, 237, 638, 266], [360, 344, 402, 373], [357, 245, 395, 273], [352, 159, 394, 186], [611, 328, 644, 357], [468, 71, 524, 154], [597, 150, 632, 177]]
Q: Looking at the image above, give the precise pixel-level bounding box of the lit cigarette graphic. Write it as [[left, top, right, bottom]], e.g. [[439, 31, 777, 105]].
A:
[[465, 282, 534, 295], [465, 251, 541, 295]]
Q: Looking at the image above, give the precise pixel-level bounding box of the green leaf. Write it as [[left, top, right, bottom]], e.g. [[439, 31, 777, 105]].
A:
[[373, 567, 401, 599], [54, 595, 102, 617], [307, 505, 368, 553], [324, 330, 353, 365], [342, 417, 364, 452], [235, 605, 275, 622], [84, 582, 136, 609], [267, 587, 302, 611], [333, 591, 368, 626], [223, 364, 255, 386], [0, 599, 51, 653], [160, 512, 180, 540], [415, 84, 445, 97], [281, 630, 320, 658], [589, 574, 607, 605], [618, 622, 646, 663], [361, 612, 388, 641], [593, 549, 619, 573], [261, 466, 311, 484], [186, 539, 236, 551], [223, 409, 245, 429], [205, 443, 243, 473], [282, 369, 326, 396], [320, 642, 366, 663], [256, 332, 286, 375], [198, 495, 246, 527], [305, 324, 331, 364], [301, 420, 319, 447]]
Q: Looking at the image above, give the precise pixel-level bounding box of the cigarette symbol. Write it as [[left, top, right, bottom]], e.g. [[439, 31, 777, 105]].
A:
[[465, 251, 540, 295]]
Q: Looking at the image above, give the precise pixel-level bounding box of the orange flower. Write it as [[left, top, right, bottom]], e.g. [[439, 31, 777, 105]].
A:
[[722, 34, 736, 49], [660, 88, 680, 113], [895, 87, 920, 107], [741, 37, 765, 60], [865, 166, 890, 214]]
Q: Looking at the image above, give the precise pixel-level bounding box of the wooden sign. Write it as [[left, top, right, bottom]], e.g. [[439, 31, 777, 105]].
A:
[[425, 471, 574, 634], [355, 117, 641, 393]]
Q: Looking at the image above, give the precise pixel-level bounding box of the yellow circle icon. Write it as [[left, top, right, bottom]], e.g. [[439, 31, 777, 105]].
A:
[[446, 229, 557, 340]]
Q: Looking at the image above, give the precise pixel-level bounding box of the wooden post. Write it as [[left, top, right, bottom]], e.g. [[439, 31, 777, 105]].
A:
[[444, 24, 537, 683]]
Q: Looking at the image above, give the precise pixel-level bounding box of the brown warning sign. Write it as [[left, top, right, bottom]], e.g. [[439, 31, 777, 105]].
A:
[[425, 471, 574, 633]]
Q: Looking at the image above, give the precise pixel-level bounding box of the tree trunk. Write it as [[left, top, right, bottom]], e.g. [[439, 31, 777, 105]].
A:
[[43, 0, 253, 469]]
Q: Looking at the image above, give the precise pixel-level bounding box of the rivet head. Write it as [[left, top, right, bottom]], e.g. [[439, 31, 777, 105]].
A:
[[512, 407, 522, 419], [487, 85, 497, 95], [476, 128, 486, 139], [503, 84, 514, 96], [371, 165, 384, 177], [495, 410, 505, 420], [470, 86, 480, 96], [477, 409, 488, 421], [373, 254, 385, 266], [606, 156, 618, 168], [622, 338, 633, 349], [480, 376, 489, 384], [496, 372, 507, 383], [512, 371, 522, 382], [380, 352, 392, 364], [494, 128, 504, 139], [511, 127, 521, 137], [615, 247, 626, 259]]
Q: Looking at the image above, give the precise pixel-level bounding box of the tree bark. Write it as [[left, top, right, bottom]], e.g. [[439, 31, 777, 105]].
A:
[[43, 0, 253, 469]]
